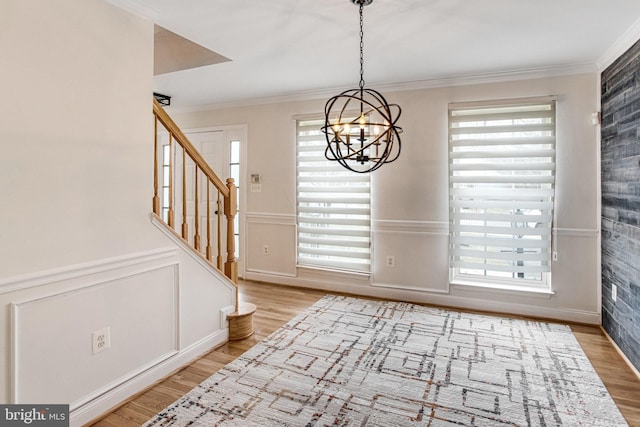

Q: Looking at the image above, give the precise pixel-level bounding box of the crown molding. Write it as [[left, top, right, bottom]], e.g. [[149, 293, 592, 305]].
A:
[[168, 62, 596, 114], [372, 63, 595, 94], [597, 15, 640, 72]]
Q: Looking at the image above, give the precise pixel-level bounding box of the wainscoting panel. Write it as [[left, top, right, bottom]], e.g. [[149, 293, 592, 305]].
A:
[[601, 36, 640, 373], [245, 213, 296, 277], [372, 220, 449, 293], [11, 263, 178, 409]]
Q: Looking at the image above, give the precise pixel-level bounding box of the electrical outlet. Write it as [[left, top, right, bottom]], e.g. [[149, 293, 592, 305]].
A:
[[92, 326, 110, 355], [612, 284, 617, 302], [263, 244, 269, 255], [386, 255, 395, 267]]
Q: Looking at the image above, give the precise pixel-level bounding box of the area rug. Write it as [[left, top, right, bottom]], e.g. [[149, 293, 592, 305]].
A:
[[144, 295, 628, 426]]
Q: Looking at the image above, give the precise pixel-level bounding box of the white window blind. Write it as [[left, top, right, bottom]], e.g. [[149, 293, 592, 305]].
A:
[[297, 118, 371, 273], [448, 98, 556, 287]]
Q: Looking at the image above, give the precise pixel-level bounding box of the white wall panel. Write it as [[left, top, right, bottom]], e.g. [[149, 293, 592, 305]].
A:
[[11, 264, 178, 408], [245, 213, 296, 277], [372, 221, 449, 293]]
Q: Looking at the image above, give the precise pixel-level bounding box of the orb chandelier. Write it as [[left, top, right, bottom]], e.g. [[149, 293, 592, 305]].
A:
[[321, 0, 403, 173]]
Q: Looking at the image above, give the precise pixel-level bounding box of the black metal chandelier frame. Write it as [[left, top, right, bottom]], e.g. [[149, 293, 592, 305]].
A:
[[321, 0, 403, 173]]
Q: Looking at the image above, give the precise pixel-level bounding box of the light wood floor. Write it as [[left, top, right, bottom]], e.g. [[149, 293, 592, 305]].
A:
[[88, 280, 640, 426]]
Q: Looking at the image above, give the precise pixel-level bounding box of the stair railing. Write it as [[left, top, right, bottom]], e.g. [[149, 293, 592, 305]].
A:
[[151, 99, 238, 308]]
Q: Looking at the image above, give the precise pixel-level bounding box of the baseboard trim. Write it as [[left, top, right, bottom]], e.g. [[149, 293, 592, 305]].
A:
[[245, 272, 600, 324], [372, 281, 449, 294], [71, 329, 228, 426], [600, 326, 640, 381], [245, 268, 297, 278]]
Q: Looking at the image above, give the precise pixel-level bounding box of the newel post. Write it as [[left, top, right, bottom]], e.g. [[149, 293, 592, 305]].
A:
[[224, 178, 238, 287], [223, 177, 256, 340]]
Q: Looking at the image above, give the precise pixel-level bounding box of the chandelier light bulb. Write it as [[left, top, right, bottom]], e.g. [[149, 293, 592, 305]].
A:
[[359, 113, 367, 129]]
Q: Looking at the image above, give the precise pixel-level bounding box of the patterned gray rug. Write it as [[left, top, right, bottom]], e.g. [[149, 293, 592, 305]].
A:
[[144, 295, 628, 426]]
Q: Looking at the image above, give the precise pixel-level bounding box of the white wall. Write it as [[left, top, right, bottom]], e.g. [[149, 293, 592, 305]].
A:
[[0, 0, 162, 277], [172, 72, 601, 324], [0, 1, 235, 424]]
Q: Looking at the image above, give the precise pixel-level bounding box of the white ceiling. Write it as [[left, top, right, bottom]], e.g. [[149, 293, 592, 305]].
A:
[[109, 0, 640, 109]]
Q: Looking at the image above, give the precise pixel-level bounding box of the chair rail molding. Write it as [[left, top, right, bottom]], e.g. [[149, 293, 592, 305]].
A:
[[372, 219, 449, 235], [0, 247, 177, 295], [245, 212, 296, 225]]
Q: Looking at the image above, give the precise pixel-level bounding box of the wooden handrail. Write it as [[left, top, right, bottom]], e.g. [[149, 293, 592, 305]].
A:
[[152, 99, 238, 304], [153, 99, 230, 198]]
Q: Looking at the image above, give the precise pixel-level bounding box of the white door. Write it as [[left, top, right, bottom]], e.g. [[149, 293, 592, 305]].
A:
[[185, 128, 245, 276]]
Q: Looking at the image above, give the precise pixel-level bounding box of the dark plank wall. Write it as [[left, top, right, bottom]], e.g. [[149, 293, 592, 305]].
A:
[[601, 37, 640, 372]]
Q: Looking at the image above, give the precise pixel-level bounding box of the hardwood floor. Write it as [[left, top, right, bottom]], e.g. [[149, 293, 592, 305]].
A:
[[88, 280, 640, 426]]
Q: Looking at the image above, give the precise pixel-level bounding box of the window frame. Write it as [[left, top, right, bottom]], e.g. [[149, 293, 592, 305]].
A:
[[448, 96, 557, 292], [295, 116, 372, 274]]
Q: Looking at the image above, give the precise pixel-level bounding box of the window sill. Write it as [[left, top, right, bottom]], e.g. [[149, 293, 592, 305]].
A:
[[450, 279, 554, 299]]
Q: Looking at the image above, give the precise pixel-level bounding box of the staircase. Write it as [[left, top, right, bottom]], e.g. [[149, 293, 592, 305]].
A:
[[151, 98, 255, 339]]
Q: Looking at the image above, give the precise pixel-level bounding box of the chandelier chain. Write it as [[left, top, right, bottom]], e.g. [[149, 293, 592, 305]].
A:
[[359, 2, 365, 89]]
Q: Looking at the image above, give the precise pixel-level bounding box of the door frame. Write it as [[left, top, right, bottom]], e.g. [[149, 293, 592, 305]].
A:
[[183, 124, 248, 279]]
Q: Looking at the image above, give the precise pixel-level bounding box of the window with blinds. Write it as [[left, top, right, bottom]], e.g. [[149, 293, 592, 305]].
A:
[[296, 118, 371, 273], [448, 98, 556, 288]]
